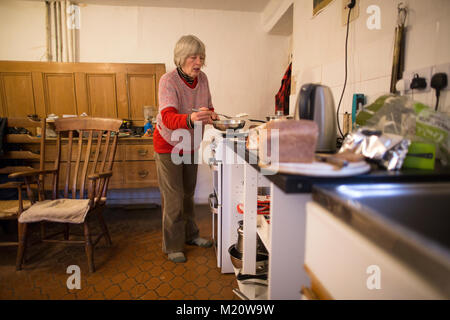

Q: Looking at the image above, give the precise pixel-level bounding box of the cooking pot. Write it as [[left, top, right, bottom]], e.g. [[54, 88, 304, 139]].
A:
[[228, 244, 268, 271], [236, 220, 268, 254], [212, 119, 246, 131], [265, 110, 293, 121]]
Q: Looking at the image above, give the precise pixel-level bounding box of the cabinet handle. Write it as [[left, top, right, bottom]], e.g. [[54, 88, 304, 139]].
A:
[[138, 170, 149, 178], [138, 149, 148, 156]]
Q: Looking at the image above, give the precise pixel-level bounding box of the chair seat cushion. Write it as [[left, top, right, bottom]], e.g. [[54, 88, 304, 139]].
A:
[[0, 200, 31, 218], [18, 199, 91, 224]]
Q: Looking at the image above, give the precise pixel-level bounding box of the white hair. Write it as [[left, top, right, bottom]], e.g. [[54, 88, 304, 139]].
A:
[[173, 35, 206, 68]]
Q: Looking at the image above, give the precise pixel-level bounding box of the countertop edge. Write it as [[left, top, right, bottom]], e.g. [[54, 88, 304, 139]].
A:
[[312, 185, 450, 298]]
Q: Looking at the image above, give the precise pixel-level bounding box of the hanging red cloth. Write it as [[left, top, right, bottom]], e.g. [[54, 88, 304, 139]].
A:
[[275, 62, 292, 115]]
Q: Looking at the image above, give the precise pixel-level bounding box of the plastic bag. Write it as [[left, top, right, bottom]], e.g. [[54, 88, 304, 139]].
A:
[[356, 95, 450, 166]]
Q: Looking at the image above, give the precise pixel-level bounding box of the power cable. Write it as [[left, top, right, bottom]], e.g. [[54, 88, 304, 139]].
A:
[[336, 4, 353, 139]]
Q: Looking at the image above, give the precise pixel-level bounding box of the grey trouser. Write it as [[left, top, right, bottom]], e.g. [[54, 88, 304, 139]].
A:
[[155, 152, 199, 254]]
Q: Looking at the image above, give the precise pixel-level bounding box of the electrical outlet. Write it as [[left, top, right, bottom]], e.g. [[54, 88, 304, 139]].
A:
[[342, 0, 359, 26], [403, 67, 433, 93], [432, 63, 450, 91]]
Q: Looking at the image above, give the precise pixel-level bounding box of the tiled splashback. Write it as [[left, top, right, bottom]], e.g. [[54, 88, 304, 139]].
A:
[[292, 0, 450, 115]]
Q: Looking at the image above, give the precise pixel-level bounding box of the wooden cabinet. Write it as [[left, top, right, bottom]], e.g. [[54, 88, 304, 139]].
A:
[[38, 137, 157, 190], [0, 61, 165, 126], [0, 61, 164, 193]]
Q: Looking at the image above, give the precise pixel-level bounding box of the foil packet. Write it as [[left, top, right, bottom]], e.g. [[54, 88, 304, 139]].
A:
[[339, 128, 411, 170]]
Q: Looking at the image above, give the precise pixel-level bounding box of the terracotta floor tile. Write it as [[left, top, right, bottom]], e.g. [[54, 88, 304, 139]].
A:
[[145, 277, 162, 290], [149, 265, 164, 277], [130, 283, 148, 299], [110, 272, 127, 284], [194, 287, 210, 300], [172, 264, 186, 276], [119, 277, 137, 291], [113, 291, 132, 300], [180, 282, 198, 296], [155, 282, 172, 297], [170, 276, 186, 289], [103, 284, 121, 300], [205, 269, 221, 281], [141, 290, 158, 300], [167, 289, 185, 300], [159, 270, 175, 282], [183, 270, 199, 282], [206, 281, 222, 295], [194, 275, 210, 288], [0, 205, 241, 300], [93, 278, 112, 292], [135, 271, 151, 283]]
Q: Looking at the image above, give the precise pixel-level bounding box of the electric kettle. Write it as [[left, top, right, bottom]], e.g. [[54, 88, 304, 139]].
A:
[[294, 84, 337, 153]]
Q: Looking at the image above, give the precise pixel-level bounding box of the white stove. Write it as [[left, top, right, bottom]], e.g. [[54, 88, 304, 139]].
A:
[[207, 129, 247, 273]]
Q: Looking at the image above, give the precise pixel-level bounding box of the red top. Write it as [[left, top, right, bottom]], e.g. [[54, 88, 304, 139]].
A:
[[154, 75, 213, 153]]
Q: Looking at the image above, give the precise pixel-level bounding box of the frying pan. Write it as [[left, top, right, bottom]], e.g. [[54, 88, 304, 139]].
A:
[[212, 119, 246, 131]]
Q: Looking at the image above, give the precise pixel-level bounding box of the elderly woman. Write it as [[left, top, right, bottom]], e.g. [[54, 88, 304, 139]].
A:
[[154, 35, 218, 263]]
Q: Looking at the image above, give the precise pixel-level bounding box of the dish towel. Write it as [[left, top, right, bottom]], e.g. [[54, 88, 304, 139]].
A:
[[275, 62, 292, 115]]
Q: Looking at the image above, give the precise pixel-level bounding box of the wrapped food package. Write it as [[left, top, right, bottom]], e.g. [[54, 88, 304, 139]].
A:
[[246, 123, 266, 150], [258, 119, 318, 164]]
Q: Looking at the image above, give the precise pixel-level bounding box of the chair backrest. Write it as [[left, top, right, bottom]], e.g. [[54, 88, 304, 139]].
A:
[[0, 117, 46, 175], [52, 117, 122, 201]]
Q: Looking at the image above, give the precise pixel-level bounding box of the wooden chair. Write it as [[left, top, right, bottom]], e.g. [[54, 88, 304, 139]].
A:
[[0, 116, 46, 247], [11, 117, 122, 272]]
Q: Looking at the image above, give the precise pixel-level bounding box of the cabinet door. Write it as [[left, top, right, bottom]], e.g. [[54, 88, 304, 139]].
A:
[[127, 74, 157, 124], [86, 73, 118, 118], [0, 72, 36, 116], [43, 73, 78, 115]]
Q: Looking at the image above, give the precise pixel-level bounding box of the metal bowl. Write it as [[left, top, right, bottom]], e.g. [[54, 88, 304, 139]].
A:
[[265, 115, 293, 121], [228, 244, 268, 270], [212, 119, 246, 131]]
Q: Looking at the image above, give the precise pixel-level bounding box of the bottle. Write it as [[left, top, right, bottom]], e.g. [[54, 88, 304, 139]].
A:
[[144, 118, 153, 136]]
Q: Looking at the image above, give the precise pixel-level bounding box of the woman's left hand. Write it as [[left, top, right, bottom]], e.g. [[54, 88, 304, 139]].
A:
[[210, 112, 219, 122]]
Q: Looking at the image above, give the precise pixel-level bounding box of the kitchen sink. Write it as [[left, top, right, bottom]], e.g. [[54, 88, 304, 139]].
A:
[[334, 182, 450, 251]]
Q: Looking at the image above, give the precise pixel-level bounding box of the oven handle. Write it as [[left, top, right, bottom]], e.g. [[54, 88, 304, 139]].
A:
[[209, 159, 222, 170], [208, 193, 218, 210]]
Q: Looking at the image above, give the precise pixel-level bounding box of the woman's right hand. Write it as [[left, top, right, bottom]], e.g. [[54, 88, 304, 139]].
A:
[[191, 107, 213, 125]]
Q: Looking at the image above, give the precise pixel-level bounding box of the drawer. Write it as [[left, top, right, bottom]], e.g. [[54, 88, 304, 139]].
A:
[[123, 161, 158, 187], [45, 143, 124, 162], [124, 144, 154, 161]]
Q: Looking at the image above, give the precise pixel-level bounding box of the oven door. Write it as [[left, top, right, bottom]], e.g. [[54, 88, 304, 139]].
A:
[[208, 192, 221, 268], [210, 160, 222, 205]]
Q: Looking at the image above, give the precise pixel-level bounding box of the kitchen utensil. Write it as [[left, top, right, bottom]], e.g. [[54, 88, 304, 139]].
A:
[[235, 220, 268, 254], [402, 142, 436, 170], [192, 108, 246, 119], [294, 83, 337, 152], [390, 3, 407, 93], [241, 280, 268, 287], [228, 244, 268, 270], [315, 154, 349, 170], [265, 110, 294, 121], [232, 289, 250, 300], [236, 272, 268, 281], [212, 119, 246, 131]]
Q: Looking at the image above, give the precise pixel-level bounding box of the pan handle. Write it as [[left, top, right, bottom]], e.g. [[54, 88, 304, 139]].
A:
[[249, 119, 266, 123]]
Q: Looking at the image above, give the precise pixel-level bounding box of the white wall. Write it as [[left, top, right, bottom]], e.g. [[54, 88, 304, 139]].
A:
[[292, 0, 450, 116], [79, 4, 290, 121], [77, 4, 290, 203], [0, 0, 47, 61], [0, 0, 291, 204]]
